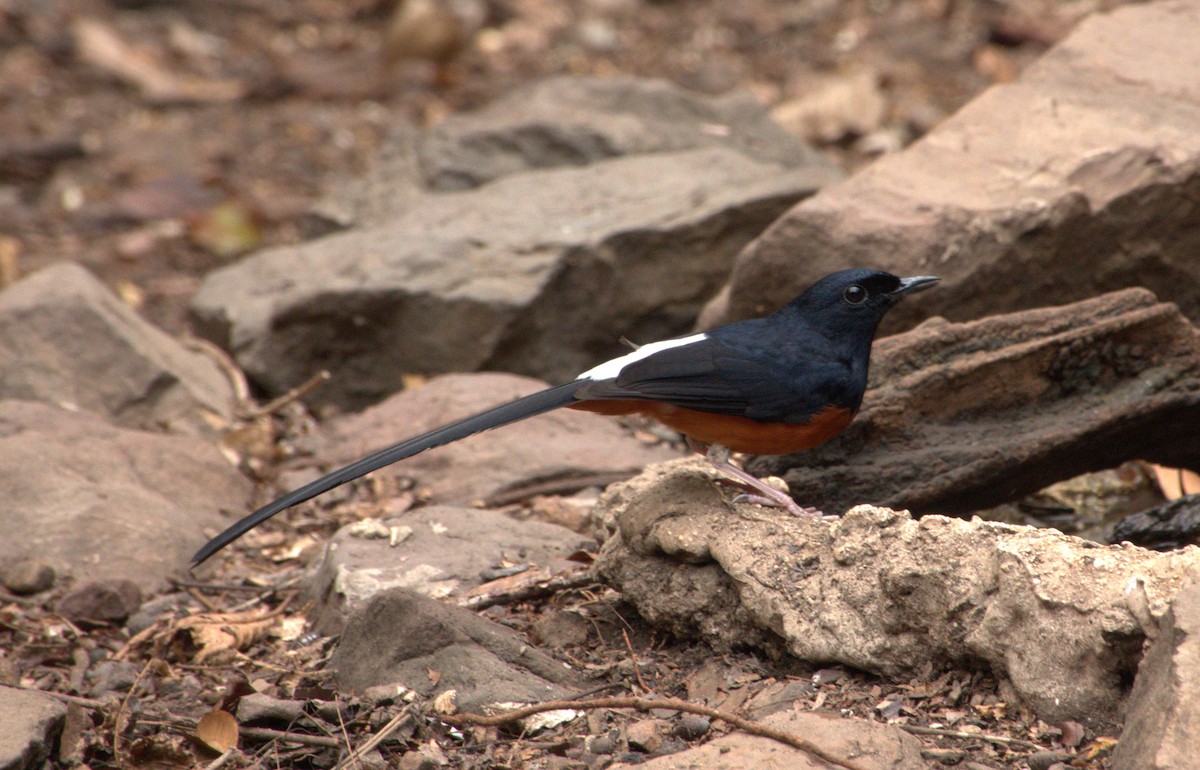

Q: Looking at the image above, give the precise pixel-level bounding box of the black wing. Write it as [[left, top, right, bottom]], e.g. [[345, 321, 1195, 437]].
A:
[[577, 326, 858, 423]]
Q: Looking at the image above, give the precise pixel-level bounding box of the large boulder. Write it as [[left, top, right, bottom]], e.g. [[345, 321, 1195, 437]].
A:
[[0, 263, 234, 435], [594, 458, 1200, 728], [703, 0, 1200, 332], [0, 400, 251, 590], [194, 146, 837, 409], [316, 75, 832, 227]]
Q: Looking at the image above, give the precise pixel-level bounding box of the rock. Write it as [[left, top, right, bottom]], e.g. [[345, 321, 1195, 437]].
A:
[[673, 714, 711, 740], [193, 146, 839, 409], [0, 400, 251, 590], [0, 560, 54, 595], [749, 289, 1200, 518], [0, 686, 67, 770], [593, 459, 1200, 727], [55, 579, 142, 625], [329, 589, 591, 710], [1112, 574, 1200, 770], [703, 1, 1200, 333], [1111, 494, 1200, 550], [319, 373, 678, 506], [317, 75, 835, 226], [530, 610, 590, 649], [308, 505, 593, 634], [624, 719, 665, 754], [0, 263, 234, 435], [86, 661, 141, 698], [235, 693, 307, 725], [610, 709, 926, 770]]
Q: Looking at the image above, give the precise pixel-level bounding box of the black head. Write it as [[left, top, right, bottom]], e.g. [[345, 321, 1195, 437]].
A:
[[786, 268, 939, 342]]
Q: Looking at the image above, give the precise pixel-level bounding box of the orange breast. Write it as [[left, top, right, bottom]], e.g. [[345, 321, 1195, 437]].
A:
[[569, 400, 855, 456]]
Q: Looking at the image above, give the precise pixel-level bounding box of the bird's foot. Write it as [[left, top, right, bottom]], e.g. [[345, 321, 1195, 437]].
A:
[[730, 492, 824, 518]]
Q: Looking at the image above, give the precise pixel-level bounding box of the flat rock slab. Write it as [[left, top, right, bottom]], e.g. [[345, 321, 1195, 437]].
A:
[[0, 400, 251, 590], [330, 588, 591, 711], [750, 288, 1200, 517], [0, 686, 66, 770], [0, 263, 234, 435], [320, 372, 678, 506], [1113, 574, 1200, 770], [194, 145, 839, 409], [612, 709, 926, 770], [318, 75, 834, 226], [309, 505, 593, 633], [594, 458, 1200, 727], [704, 0, 1200, 332]]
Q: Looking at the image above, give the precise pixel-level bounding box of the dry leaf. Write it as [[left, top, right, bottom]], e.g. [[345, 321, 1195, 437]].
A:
[[169, 611, 275, 662], [196, 709, 239, 753], [431, 689, 457, 714], [1146, 463, 1200, 500]]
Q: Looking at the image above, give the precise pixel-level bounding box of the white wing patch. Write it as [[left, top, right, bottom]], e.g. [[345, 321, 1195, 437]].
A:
[[577, 333, 709, 382]]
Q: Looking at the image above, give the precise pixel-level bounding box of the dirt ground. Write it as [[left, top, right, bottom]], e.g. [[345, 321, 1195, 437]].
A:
[[0, 0, 1124, 767]]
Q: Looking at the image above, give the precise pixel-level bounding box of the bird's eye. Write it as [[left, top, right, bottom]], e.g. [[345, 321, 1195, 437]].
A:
[[843, 284, 868, 304]]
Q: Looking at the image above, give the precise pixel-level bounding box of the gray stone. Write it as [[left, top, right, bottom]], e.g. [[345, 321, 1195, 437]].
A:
[[0, 560, 54, 596], [330, 589, 591, 710], [0, 263, 234, 435], [319, 372, 677, 507], [193, 147, 839, 409], [594, 458, 1200, 727], [0, 686, 66, 770], [316, 75, 835, 227], [1113, 574, 1200, 770], [235, 693, 307, 725], [56, 579, 142, 625], [309, 505, 592, 634], [703, 1, 1200, 334], [750, 288, 1200, 518], [0, 400, 251, 590]]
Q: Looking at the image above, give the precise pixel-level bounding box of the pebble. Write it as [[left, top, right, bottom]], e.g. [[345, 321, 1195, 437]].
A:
[[1, 559, 55, 595]]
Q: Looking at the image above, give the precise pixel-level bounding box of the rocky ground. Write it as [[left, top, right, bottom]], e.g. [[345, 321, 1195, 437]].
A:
[[4, 0, 1200, 769]]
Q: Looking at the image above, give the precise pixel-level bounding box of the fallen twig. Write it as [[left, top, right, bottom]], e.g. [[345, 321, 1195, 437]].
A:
[[247, 370, 332, 419], [440, 696, 872, 770], [457, 570, 597, 610], [900, 723, 1040, 750], [332, 706, 416, 770], [203, 746, 238, 770], [239, 726, 344, 749]]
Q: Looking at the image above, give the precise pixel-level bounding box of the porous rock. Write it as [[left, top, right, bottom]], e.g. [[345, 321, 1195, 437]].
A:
[[0, 686, 67, 770], [317, 75, 834, 226], [193, 146, 839, 409], [309, 505, 593, 634], [330, 588, 590, 710], [1112, 574, 1200, 770], [0, 400, 251, 590], [0, 263, 234, 434], [611, 709, 926, 770], [703, 0, 1200, 331], [319, 372, 678, 506], [750, 288, 1200, 517], [594, 458, 1200, 727]]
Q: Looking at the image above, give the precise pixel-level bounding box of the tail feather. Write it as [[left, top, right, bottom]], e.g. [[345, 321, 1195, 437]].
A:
[[191, 380, 586, 566]]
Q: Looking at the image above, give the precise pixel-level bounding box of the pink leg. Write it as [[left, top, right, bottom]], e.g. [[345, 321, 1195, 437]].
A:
[[690, 440, 824, 518]]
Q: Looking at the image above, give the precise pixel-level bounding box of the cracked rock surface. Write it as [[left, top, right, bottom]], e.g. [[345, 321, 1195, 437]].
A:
[[751, 288, 1200, 518], [594, 458, 1200, 727]]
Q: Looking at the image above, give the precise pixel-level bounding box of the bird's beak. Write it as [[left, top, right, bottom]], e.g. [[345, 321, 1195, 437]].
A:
[[892, 275, 940, 296]]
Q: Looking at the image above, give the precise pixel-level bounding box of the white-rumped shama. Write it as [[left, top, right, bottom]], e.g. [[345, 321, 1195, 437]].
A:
[[192, 268, 938, 566]]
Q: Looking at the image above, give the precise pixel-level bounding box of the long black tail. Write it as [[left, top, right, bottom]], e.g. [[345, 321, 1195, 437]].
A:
[[191, 380, 587, 566]]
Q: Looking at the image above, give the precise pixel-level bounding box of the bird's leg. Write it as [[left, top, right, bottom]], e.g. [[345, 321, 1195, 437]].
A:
[[702, 443, 823, 518]]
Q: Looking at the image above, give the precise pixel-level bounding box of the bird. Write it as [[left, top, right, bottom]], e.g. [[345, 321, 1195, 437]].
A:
[[192, 268, 938, 566]]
